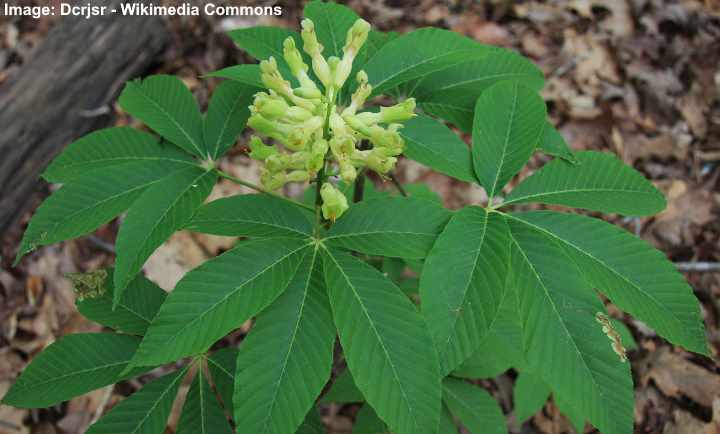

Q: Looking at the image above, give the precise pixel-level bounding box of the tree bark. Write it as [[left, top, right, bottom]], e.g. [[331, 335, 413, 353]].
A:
[[0, 1, 168, 235]]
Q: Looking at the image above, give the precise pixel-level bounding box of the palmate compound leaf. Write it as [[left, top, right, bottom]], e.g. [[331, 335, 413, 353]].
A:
[[76, 269, 167, 336], [15, 160, 189, 264], [118, 75, 206, 158], [233, 249, 336, 434], [472, 81, 546, 199], [353, 405, 390, 434], [176, 368, 233, 434], [187, 193, 314, 239], [508, 211, 708, 355], [113, 166, 217, 304], [363, 28, 497, 96], [203, 80, 257, 159], [324, 196, 451, 259], [1, 333, 148, 408], [513, 371, 551, 423], [42, 127, 196, 183], [503, 151, 666, 216], [128, 238, 310, 368], [322, 248, 441, 434], [507, 219, 634, 434], [411, 50, 545, 133], [441, 378, 507, 434], [86, 367, 188, 434], [399, 115, 476, 183], [419, 206, 511, 375], [320, 369, 364, 404]]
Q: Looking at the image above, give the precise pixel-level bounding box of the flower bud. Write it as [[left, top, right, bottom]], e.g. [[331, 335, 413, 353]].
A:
[[283, 37, 308, 77], [339, 158, 357, 183], [380, 98, 416, 123], [329, 135, 356, 157], [343, 19, 371, 57], [248, 136, 278, 161], [265, 153, 288, 172], [293, 86, 323, 99], [284, 106, 314, 122], [301, 19, 332, 87], [261, 169, 286, 191], [320, 182, 349, 221], [286, 170, 310, 182], [260, 57, 293, 98], [253, 93, 289, 120], [287, 151, 309, 169]]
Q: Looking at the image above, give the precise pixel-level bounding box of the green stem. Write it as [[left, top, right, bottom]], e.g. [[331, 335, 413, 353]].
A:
[[388, 172, 407, 197], [215, 169, 314, 212]]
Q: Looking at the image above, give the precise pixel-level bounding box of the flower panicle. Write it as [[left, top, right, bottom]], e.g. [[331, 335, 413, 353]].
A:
[[246, 17, 413, 221]]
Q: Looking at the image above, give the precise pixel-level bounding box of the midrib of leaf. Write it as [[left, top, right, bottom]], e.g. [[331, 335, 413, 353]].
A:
[[503, 188, 661, 206], [55, 156, 196, 173], [191, 218, 310, 237], [15, 361, 128, 390], [115, 300, 153, 324], [199, 371, 207, 434], [211, 93, 246, 159], [259, 248, 318, 434], [488, 83, 519, 199], [323, 248, 419, 432], [438, 211, 489, 359], [131, 369, 186, 434], [505, 213, 684, 335], [314, 8, 342, 55], [508, 231, 604, 402], [426, 72, 537, 94], [41, 176, 164, 237], [133, 170, 212, 267], [324, 229, 436, 240], [442, 383, 474, 413], [159, 243, 311, 351], [135, 87, 204, 157], [372, 49, 480, 94], [207, 358, 232, 382], [402, 133, 470, 173]]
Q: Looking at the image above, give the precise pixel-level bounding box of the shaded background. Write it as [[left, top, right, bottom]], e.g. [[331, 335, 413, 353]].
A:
[[0, 0, 719, 433]]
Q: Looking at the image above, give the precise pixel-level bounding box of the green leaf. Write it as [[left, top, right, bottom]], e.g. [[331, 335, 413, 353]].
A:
[[353, 405, 390, 434], [403, 184, 442, 203], [507, 219, 634, 434], [76, 269, 166, 336], [413, 50, 544, 132], [320, 369, 364, 404], [233, 249, 335, 434], [437, 406, 459, 434], [188, 194, 314, 239], [118, 75, 206, 158], [537, 122, 576, 163], [205, 64, 264, 88], [508, 211, 708, 355], [442, 378, 507, 434], [113, 167, 216, 302], [503, 151, 666, 215], [472, 81, 546, 198], [399, 115, 476, 183], [228, 27, 303, 78], [363, 28, 496, 96], [16, 161, 185, 264], [2, 333, 145, 408], [554, 394, 585, 434], [513, 372, 550, 423], [86, 368, 187, 434], [297, 408, 326, 434], [304, 1, 358, 59], [322, 249, 441, 434], [129, 238, 309, 368], [204, 80, 256, 159], [177, 369, 233, 434], [420, 207, 511, 375], [324, 197, 450, 259], [43, 127, 195, 183], [453, 287, 526, 379], [207, 348, 238, 411], [610, 317, 638, 350]]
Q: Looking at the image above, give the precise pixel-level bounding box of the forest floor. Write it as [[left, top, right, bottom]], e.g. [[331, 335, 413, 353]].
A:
[[1, 1, 719, 433]]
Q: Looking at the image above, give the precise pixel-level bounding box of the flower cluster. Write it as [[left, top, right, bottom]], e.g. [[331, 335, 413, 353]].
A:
[[246, 18, 416, 221]]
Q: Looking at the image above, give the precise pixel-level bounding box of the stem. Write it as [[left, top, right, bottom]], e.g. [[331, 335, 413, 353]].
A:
[[215, 169, 314, 212], [353, 140, 370, 203], [389, 173, 407, 197], [314, 88, 339, 235]]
